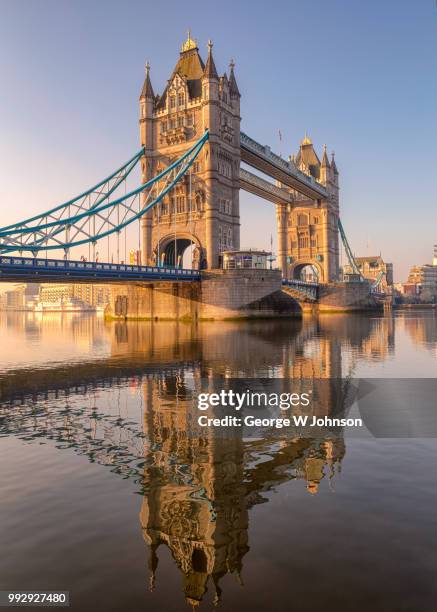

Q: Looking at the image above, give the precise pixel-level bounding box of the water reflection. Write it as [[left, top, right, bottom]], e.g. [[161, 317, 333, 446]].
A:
[[0, 310, 435, 608]]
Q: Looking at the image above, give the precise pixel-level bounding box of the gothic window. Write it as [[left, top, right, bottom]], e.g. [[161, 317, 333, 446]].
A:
[[178, 92, 185, 106], [177, 116, 184, 127], [169, 96, 176, 109], [298, 236, 309, 248], [176, 196, 185, 213], [192, 161, 200, 173], [314, 216, 319, 224], [298, 214, 308, 226]]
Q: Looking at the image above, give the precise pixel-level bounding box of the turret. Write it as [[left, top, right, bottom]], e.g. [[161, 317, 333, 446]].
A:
[[202, 40, 219, 102], [229, 60, 241, 100], [330, 151, 339, 184], [139, 62, 154, 149], [320, 144, 330, 185]]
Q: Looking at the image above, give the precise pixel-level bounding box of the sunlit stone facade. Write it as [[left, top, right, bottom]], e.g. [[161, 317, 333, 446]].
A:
[[139, 34, 241, 269]]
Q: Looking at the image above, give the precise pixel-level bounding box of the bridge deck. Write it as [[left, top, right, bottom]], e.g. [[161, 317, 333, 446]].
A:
[[0, 256, 201, 283]]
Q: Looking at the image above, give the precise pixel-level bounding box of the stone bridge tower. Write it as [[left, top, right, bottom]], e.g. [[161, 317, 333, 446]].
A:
[[139, 34, 241, 269], [277, 137, 340, 282]]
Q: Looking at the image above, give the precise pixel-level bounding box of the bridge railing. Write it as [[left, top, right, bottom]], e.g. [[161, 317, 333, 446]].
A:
[[282, 279, 320, 288], [281, 278, 320, 301], [0, 255, 201, 281]]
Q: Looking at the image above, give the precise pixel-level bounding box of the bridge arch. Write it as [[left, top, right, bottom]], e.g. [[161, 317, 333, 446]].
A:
[[290, 261, 323, 283], [155, 233, 205, 269]]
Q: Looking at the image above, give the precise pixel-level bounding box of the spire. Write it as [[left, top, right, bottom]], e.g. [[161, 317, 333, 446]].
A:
[[229, 59, 241, 98], [140, 61, 154, 99], [301, 132, 312, 146], [203, 39, 218, 80], [321, 144, 329, 167], [330, 150, 338, 174]]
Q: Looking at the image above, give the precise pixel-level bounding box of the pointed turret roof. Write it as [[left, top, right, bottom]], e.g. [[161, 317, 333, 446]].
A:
[[295, 134, 321, 178], [321, 144, 329, 168], [203, 40, 218, 80], [155, 33, 205, 109], [330, 151, 338, 174], [229, 59, 241, 97], [140, 62, 154, 100]]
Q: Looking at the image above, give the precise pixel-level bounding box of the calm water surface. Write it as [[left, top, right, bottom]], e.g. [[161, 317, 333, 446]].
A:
[[1, 310, 437, 611]]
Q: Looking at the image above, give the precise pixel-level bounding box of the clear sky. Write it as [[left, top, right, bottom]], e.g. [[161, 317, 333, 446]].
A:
[[0, 0, 436, 280]]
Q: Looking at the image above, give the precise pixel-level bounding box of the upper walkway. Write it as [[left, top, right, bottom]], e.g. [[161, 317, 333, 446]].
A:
[[240, 132, 328, 200]]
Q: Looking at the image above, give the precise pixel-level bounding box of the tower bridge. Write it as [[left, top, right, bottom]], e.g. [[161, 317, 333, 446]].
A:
[[0, 33, 379, 315]]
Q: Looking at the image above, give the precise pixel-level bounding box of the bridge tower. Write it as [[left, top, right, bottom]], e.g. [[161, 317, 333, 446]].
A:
[[139, 34, 241, 269], [278, 137, 340, 283]]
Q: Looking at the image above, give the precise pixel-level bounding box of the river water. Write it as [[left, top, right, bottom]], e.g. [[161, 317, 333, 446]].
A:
[[1, 310, 437, 611]]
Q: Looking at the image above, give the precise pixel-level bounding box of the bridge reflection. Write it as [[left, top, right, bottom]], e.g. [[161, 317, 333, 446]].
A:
[[0, 313, 396, 608]]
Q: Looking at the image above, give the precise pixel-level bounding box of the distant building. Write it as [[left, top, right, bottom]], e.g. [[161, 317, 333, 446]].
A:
[[407, 264, 437, 299], [401, 282, 420, 296], [39, 284, 111, 307], [222, 249, 271, 270], [0, 283, 39, 310], [343, 255, 393, 288]]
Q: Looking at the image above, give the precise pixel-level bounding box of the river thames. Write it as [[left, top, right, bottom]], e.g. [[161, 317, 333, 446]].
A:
[[1, 310, 437, 611]]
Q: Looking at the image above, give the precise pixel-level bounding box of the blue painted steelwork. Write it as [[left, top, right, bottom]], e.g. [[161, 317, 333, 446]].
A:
[[371, 270, 385, 290], [0, 131, 209, 254], [1, 149, 144, 232], [0, 255, 201, 283], [282, 278, 319, 300], [338, 218, 364, 280]]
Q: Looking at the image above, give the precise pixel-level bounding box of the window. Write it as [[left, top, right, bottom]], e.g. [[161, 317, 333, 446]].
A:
[[169, 96, 176, 109], [178, 93, 185, 106], [298, 236, 309, 249], [192, 161, 200, 173], [219, 199, 232, 214], [176, 196, 185, 213], [298, 214, 308, 226], [177, 116, 184, 127]]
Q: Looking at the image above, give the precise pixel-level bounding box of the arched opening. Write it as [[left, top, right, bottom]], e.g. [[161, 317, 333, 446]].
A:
[[191, 548, 208, 573], [293, 263, 320, 282], [158, 236, 202, 269]]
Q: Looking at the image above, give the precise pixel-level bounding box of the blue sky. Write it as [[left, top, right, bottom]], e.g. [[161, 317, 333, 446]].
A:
[[0, 0, 436, 280]]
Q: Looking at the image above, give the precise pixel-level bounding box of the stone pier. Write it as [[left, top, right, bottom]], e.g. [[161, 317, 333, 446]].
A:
[[302, 281, 379, 313], [105, 269, 301, 321]]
